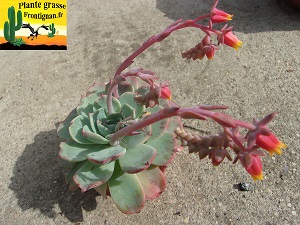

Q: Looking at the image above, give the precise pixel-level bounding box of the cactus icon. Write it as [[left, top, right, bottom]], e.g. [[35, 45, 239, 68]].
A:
[[4, 6, 23, 44], [48, 23, 56, 38]]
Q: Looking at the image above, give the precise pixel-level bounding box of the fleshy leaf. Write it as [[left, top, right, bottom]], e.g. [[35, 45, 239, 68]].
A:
[[58, 157, 74, 168], [147, 131, 176, 166], [94, 108, 107, 121], [65, 160, 86, 183], [77, 93, 99, 116], [147, 105, 170, 141], [94, 95, 121, 113], [97, 121, 111, 137], [118, 81, 134, 95], [135, 86, 149, 96], [126, 77, 139, 90], [136, 165, 166, 200], [89, 113, 97, 133], [87, 145, 126, 165], [107, 112, 124, 121], [69, 178, 79, 191], [119, 92, 145, 118], [74, 160, 115, 192], [57, 109, 78, 140], [121, 103, 136, 119], [69, 115, 94, 144], [94, 183, 108, 198], [91, 108, 110, 136], [167, 116, 183, 132], [86, 83, 106, 95], [108, 162, 145, 214], [118, 144, 156, 173], [82, 125, 110, 144], [120, 125, 152, 149], [59, 142, 106, 162]]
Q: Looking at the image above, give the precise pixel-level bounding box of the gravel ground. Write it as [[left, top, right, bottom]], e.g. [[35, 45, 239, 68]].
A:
[[0, 0, 299, 224]]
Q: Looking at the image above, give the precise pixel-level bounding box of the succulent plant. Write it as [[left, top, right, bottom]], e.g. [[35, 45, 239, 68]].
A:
[[57, 0, 286, 215], [57, 81, 182, 214]]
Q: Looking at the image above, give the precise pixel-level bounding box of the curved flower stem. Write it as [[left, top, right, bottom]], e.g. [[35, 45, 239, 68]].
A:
[[110, 106, 257, 146], [110, 106, 180, 146], [106, 12, 215, 114], [113, 14, 211, 80], [224, 127, 248, 152], [234, 120, 256, 130]]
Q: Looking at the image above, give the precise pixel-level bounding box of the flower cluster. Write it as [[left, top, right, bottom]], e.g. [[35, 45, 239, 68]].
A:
[[181, 2, 242, 61], [174, 111, 286, 181]]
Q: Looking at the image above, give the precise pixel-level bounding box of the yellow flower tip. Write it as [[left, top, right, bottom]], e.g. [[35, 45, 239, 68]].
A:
[[268, 148, 282, 156], [252, 173, 263, 181], [269, 142, 286, 156], [227, 15, 233, 20], [276, 147, 283, 155], [233, 41, 243, 50], [168, 96, 172, 100], [279, 142, 287, 149]]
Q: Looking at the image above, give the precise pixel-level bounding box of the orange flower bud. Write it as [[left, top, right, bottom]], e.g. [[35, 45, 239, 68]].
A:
[[205, 46, 216, 60], [211, 8, 233, 23], [160, 86, 172, 100]]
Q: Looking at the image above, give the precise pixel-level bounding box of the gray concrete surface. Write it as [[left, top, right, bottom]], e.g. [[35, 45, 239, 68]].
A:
[[0, 0, 299, 224]]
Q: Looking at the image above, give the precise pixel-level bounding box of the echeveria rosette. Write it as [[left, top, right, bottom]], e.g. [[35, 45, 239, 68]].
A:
[[57, 82, 181, 214], [56, 0, 286, 215]]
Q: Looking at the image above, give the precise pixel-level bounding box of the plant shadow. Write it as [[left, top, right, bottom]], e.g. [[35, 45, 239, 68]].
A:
[[156, 0, 300, 33], [9, 129, 99, 222]]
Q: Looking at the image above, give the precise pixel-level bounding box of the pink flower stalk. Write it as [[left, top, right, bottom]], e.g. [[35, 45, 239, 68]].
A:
[[256, 133, 287, 156], [211, 8, 233, 23], [106, 0, 244, 113]]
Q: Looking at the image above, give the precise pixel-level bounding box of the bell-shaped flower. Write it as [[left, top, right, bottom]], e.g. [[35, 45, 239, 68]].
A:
[[211, 8, 233, 23], [223, 31, 242, 50], [160, 86, 172, 100], [256, 133, 287, 156], [246, 112, 286, 156], [205, 45, 217, 60], [240, 153, 263, 181]]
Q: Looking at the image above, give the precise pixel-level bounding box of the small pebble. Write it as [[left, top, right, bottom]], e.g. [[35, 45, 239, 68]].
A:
[[291, 211, 297, 216], [238, 182, 250, 191], [183, 217, 189, 223], [287, 203, 292, 208]]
